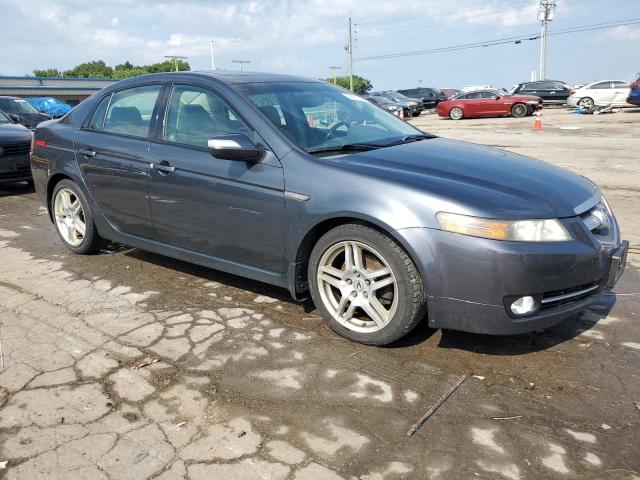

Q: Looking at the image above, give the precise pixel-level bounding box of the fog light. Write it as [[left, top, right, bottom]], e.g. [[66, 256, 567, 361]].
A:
[[511, 296, 536, 315]]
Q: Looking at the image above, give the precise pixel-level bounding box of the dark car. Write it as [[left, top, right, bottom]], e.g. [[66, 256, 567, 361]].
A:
[[366, 95, 412, 118], [511, 80, 571, 105], [31, 72, 627, 346], [627, 73, 640, 106], [372, 91, 423, 116], [397, 87, 445, 108], [0, 110, 33, 184], [0, 96, 52, 129]]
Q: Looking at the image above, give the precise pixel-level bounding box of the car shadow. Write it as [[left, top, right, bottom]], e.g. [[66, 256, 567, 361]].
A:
[[0, 181, 35, 198], [115, 244, 618, 353]]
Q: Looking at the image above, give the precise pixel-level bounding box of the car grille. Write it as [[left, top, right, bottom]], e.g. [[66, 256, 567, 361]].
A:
[[540, 280, 601, 310], [0, 142, 30, 156]]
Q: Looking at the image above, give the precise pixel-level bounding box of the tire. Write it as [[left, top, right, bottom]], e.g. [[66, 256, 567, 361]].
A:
[[412, 111, 421, 117], [308, 224, 426, 346], [51, 179, 106, 254], [578, 97, 594, 108], [511, 103, 528, 118], [449, 107, 464, 120]]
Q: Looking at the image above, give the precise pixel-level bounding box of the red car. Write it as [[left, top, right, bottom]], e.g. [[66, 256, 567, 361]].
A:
[[437, 90, 542, 120]]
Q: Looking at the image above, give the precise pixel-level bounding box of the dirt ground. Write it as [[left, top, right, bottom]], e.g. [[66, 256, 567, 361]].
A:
[[0, 107, 638, 480]]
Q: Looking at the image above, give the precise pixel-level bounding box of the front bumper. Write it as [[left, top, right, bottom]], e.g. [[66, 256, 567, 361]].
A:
[[397, 221, 626, 335]]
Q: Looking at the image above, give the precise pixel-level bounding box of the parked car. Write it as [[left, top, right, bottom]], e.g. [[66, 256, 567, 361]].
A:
[[0, 96, 51, 129], [372, 91, 423, 116], [437, 89, 542, 119], [440, 88, 463, 99], [366, 95, 412, 117], [567, 80, 631, 108], [31, 72, 627, 345], [26, 97, 73, 118], [626, 73, 640, 106], [396, 87, 445, 108], [511, 80, 571, 105], [0, 110, 33, 185]]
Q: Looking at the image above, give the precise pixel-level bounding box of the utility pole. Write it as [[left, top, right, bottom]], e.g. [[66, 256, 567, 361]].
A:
[[345, 17, 353, 91], [232, 60, 250, 72], [538, 0, 556, 80], [209, 40, 216, 70], [329, 66, 341, 84], [164, 55, 188, 72]]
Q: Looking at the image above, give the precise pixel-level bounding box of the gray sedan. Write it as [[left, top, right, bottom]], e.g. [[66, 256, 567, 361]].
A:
[[31, 72, 627, 345]]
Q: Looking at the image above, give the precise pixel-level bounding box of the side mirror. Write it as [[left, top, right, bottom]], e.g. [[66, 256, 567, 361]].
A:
[[207, 134, 264, 162], [495, 96, 501, 100]]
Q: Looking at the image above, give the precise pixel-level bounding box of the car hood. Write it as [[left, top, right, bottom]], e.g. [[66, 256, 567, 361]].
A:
[[0, 123, 32, 143], [332, 138, 597, 219]]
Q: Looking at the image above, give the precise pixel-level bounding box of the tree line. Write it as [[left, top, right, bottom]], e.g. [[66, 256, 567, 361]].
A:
[[32, 60, 190, 79]]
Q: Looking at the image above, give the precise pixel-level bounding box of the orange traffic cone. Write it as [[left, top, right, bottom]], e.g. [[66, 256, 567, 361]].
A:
[[533, 112, 542, 130]]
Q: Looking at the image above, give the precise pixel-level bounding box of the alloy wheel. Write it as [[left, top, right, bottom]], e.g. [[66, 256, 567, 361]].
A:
[[54, 188, 86, 247], [316, 241, 398, 333], [450, 107, 463, 120]]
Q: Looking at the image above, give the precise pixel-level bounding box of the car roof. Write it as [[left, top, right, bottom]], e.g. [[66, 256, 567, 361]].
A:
[[105, 71, 322, 87], [0, 96, 23, 100]]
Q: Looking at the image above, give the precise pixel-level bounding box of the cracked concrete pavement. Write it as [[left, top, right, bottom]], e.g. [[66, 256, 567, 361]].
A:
[[0, 108, 639, 479]]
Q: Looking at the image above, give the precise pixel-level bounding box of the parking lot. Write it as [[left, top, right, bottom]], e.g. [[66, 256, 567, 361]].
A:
[[0, 108, 638, 479]]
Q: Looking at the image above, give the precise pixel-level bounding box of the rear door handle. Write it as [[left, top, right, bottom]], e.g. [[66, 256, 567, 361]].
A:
[[150, 162, 175, 174], [78, 148, 96, 157]]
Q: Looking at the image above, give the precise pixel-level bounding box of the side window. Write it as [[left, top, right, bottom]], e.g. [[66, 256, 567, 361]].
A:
[[164, 85, 251, 148], [520, 83, 533, 91], [479, 91, 495, 99], [87, 95, 111, 130], [104, 85, 161, 138], [613, 81, 629, 89], [590, 82, 611, 89]]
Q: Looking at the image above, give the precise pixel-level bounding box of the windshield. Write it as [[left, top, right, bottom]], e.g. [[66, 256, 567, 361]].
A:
[[0, 98, 39, 114], [238, 82, 423, 154]]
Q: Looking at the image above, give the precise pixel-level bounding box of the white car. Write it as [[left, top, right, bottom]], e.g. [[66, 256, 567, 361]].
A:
[[567, 80, 631, 108]]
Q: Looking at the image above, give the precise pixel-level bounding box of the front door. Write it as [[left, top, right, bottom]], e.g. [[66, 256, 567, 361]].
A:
[[147, 84, 286, 272], [75, 85, 162, 238]]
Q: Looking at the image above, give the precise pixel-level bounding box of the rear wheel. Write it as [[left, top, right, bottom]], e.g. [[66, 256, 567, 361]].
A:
[[578, 97, 594, 108], [52, 179, 106, 254], [511, 103, 528, 118], [449, 107, 464, 120], [308, 224, 426, 346]]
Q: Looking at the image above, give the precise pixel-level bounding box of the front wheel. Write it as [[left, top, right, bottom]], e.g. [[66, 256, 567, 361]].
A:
[[52, 179, 106, 254], [578, 97, 594, 108], [449, 107, 464, 120], [511, 103, 528, 118], [308, 224, 426, 346]]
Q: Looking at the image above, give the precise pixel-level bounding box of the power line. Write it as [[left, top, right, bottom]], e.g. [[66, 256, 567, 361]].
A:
[[354, 18, 640, 62]]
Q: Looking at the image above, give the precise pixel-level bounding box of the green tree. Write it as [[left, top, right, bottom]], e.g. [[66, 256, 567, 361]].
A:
[[33, 68, 61, 77], [321, 75, 373, 95], [63, 60, 113, 78], [146, 59, 190, 73]]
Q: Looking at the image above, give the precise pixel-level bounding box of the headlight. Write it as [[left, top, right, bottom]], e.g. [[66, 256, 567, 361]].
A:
[[436, 212, 571, 242]]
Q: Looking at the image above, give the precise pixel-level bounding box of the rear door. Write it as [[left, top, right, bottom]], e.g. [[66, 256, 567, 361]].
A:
[[146, 83, 286, 272], [611, 81, 630, 105], [74, 84, 163, 238]]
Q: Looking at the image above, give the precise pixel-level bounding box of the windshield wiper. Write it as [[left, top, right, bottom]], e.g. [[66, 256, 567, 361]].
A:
[[307, 143, 382, 155], [384, 133, 436, 146]]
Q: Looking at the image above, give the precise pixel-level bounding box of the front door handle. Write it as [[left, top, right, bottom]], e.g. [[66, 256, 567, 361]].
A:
[[78, 148, 96, 157], [150, 162, 176, 174]]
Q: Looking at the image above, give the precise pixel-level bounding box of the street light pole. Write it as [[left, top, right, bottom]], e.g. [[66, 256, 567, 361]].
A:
[[538, 0, 556, 80], [209, 40, 216, 70], [329, 66, 341, 84], [232, 60, 250, 72], [346, 17, 353, 91]]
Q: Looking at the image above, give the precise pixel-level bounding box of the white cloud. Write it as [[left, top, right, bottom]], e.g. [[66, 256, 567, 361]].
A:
[[598, 25, 640, 42], [111, 16, 120, 27]]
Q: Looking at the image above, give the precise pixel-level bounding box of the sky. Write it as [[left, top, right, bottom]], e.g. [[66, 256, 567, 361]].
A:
[[1, 0, 639, 90]]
